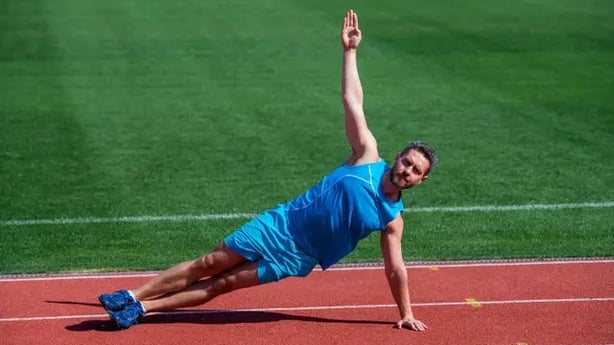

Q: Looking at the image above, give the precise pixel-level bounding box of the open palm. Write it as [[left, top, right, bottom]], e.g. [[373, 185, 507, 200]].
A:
[[341, 10, 362, 50]]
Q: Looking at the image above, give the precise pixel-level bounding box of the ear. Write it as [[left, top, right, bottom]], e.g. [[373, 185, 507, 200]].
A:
[[419, 175, 429, 184]]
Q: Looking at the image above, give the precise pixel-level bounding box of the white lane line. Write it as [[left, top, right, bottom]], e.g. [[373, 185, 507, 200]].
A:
[[1, 258, 612, 282], [1, 297, 612, 323], [2, 201, 613, 227]]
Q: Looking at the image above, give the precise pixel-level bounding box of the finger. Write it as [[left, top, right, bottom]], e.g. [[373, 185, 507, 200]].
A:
[[394, 320, 402, 329], [353, 11, 359, 29], [346, 10, 351, 27], [349, 9, 354, 27], [403, 320, 418, 331], [342, 16, 347, 29]]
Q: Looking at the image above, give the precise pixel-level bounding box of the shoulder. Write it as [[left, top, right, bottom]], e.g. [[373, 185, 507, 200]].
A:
[[380, 213, 404, 247], [337, 159, 388, 182]]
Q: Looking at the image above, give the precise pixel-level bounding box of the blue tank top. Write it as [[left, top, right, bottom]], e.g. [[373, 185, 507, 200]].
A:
[[281, 160, 404, 269]]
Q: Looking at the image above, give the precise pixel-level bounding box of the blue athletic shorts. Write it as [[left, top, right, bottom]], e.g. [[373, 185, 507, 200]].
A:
[[223, 210, 318, 284]]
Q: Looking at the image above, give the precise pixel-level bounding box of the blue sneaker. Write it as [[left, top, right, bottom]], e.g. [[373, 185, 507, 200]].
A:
[[98, 289, 136, 312], [108, 301, 146, 329]]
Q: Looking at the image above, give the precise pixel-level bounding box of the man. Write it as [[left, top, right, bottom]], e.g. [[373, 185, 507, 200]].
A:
[[98, 9, 436, 332]]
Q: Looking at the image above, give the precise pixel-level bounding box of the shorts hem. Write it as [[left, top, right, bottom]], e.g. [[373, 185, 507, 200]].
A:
[[223, 238, 258, 262]]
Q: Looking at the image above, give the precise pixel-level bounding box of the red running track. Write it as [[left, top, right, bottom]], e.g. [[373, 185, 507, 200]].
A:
[[1, 260, 613, 345]]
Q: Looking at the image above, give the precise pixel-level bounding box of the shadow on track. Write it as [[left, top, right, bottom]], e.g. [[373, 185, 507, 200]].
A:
[[64, 309, 392, 332], [46, 300, 100, 307]]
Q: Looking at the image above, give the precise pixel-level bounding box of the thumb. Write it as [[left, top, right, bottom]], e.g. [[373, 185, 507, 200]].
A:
[[394, 320, 403, 329]]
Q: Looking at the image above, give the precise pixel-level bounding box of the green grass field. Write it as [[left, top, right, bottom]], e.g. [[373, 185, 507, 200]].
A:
[[1, 0, 613, 274]]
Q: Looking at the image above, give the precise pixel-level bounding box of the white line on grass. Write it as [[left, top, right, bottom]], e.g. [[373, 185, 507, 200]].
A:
[[0, 213, 257, 227], [2, 201, 613, 227], [1, 258, 612, 282], [0, 297, 612, 322]]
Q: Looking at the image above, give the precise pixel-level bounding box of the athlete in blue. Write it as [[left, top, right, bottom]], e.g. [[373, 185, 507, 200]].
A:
[[99, 10, 436, 332]]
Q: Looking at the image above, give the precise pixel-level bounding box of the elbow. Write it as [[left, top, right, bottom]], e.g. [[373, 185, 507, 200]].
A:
[[385, 265, 407, 281], [342, 94, 363, 106]]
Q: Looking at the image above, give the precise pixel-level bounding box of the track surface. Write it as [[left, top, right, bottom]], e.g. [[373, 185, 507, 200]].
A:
[[1, 260, 613, 345]]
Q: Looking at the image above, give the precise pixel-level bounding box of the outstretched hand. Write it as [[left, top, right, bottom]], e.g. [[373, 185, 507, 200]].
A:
[[341, 9, 362, 50], [394, 317, 428, 331]]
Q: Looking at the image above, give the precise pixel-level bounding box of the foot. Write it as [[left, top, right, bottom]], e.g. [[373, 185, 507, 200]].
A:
[[108, 301, 146, 329], [98, 289, 136, 312]]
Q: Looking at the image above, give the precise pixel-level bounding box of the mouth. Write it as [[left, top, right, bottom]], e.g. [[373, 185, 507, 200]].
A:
[[392, 173, 408, 188]]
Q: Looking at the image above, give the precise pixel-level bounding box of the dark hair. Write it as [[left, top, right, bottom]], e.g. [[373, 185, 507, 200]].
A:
[[400, 141, 438, 175]]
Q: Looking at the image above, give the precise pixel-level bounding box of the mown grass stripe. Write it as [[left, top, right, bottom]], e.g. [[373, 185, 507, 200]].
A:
[[1, 202, 613, 227]]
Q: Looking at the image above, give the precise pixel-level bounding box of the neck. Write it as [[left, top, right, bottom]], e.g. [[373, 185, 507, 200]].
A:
[[381, 171, 401, 201]]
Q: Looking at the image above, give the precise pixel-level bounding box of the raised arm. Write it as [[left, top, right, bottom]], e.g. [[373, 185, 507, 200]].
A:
[[380, 215, 428, 331], [340, 10, 379, 165]]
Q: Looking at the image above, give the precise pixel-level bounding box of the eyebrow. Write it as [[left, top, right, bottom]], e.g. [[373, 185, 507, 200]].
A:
[[409, 154, 426, 175], [413, 165, 424, 175]]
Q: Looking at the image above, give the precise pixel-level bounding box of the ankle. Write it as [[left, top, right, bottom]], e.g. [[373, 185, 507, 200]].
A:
[[140, 300, 151, 314]]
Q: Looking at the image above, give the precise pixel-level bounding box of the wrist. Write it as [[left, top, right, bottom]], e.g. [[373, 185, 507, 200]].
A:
[[401, 310, 414, 320]]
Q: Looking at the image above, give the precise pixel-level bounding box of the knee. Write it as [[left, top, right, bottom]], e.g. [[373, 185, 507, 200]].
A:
[[210, 276, 234, 295], [201, 252, 217, 268], [201, 243, 229, 268], [190, 253, 218, 276]]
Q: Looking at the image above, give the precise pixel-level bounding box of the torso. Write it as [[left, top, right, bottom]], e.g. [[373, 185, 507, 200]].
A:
[[283, 160, 404, 269]]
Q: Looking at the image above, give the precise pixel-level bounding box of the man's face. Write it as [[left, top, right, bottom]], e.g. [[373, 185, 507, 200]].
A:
[[390, 149, 430, 190]]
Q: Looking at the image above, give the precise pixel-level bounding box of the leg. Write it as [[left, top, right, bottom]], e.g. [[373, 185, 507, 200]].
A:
[[142, 260, 260, 312], [133, 242, 247, 301]]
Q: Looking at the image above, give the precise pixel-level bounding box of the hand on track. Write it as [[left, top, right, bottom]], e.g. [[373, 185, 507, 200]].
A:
[[394, 317, 428, 331]]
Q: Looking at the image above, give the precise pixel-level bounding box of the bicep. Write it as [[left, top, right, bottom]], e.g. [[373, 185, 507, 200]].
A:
[[380, 215, 404, 267], [344, 105, 378, 162]]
